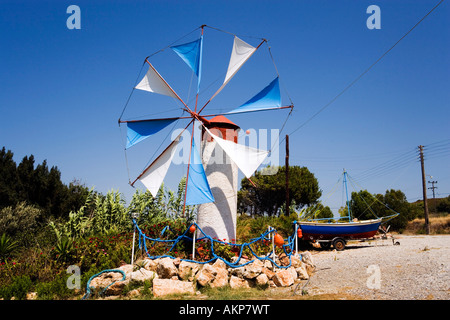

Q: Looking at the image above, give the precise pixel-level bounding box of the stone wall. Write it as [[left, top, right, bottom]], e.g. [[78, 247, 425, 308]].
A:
[[89, 252, 315, 298]]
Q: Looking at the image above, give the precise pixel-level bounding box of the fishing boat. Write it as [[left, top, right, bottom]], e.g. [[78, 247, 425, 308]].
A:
[[297, 170, 398, 250]]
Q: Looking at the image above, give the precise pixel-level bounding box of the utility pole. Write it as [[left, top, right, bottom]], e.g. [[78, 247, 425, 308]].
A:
[[285, 134, 290, 216], [428, 179, 438, 212], [418, 145, 430, 234]]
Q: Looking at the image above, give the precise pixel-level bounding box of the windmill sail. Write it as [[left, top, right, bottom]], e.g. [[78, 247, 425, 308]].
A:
[[203, 127, 269, 178], [135, 63, 180, 100], [126, 118, 177, 149], [171, 36, 203, 92], [227, 77, 281, 115], [185, 138, 215, 205], [133, 135, 182, 196], [209, 36, 258, 102]]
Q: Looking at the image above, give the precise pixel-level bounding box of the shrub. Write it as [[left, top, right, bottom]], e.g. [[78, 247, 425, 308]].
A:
[[0, 202, 41, 246], [0, 233, 18, 262], [36, 274, 73, 300], [0, 275, 32, 300]]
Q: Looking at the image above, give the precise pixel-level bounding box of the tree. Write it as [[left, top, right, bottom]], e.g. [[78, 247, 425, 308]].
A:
[[0, 147, 19, 207], [0, 146, 90, 220], [349, 189, 415, 231], [437, 196, 450, 214], [238, 165, 322, 216], [304, 202, 333, 221]]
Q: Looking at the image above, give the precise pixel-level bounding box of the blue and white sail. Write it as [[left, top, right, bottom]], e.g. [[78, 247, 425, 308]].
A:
[[134, 134, 182, 196], [185, 138, 215, 205], [227, 77, 281, 115], [171, 36, 203, 92], [203, 127, 269, 178], [126, 118, 177, 149], [135, 62, 179, 99], [209, 36, 257, 101]]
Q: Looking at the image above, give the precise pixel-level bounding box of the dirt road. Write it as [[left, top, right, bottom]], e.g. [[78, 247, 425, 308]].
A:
[[304, 235, 450, 300]]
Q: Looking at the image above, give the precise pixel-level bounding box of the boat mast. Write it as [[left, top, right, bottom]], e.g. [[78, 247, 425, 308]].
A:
[[343, 169, 352, 221]]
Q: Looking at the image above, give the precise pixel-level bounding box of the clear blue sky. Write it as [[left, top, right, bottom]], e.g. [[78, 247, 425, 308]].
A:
[[1, 0, 449, 214]]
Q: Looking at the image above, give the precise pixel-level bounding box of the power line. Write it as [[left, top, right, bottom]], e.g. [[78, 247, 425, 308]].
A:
[[351, 148, 418, 183]]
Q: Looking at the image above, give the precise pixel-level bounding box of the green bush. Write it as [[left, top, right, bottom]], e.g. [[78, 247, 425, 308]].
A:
[[0, 275, 32, 300], [36, 274, 73, 300]]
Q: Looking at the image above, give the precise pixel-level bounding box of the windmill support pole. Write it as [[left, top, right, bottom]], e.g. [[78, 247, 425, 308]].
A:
[[131, 223, 136, 265], [285, 134, 290, 216], [419, 145, 430, 234], [182, 123, 197, 217]]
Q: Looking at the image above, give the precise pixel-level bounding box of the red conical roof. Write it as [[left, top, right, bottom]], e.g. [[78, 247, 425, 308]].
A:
[[207, 115, 240, 129]]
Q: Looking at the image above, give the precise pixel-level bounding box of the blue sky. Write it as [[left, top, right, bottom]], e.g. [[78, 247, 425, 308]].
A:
[[1, 0, 449, 214]]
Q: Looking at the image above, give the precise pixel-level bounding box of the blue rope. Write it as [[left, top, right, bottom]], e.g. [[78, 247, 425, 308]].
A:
[[132, 219, 300, 269], [82, 269, 126, 300], [82, 221, 301, 298]]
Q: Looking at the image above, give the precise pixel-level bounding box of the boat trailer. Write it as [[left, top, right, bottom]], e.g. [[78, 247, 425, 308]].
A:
[[311, 225, 400, 251]]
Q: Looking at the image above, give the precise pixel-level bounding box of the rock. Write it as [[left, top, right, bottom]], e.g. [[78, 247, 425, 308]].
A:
[[173, 257, 181, 267], [273, 269, 295, 287], [178, 261, 200, 281], [195, 264, 216, 287], [261, 267, 275, 280], [142, 258, 157, 272], [117, 264, 133, 276], [156, 257, 178, 279], [295, 262, 309, 280], [231, 256, 249, 265], [288, 266, 297, 279], [290, 254, 302, 268], [213, 259, 228, 270], [243, 259, 263, 279], [90, 270, 126, 288], [130, 268, 158, 282], [230, 266, 245, 277], [210, 267, 228, 288], [255, 273, 269, 287], [229, 276, 250, 289], [301, 251, 316, 275], [302, 251, 315, 267], [263, 259, 274, 270], [26, 292, 37, 300], [152, 279, 195, 297], [195, 260, 230, 288], [278, 253, 290, 266], [87, 270, 129, 296]]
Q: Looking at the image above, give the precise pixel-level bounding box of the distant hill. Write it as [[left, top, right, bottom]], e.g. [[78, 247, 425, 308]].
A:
[[411, 196, 450, 215]]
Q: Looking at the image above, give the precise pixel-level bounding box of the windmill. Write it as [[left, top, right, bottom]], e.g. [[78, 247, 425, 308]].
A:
[[118, 25, 293, 241]]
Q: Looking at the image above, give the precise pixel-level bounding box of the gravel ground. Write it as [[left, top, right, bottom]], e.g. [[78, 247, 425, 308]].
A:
[[305, 235, 450, 300]]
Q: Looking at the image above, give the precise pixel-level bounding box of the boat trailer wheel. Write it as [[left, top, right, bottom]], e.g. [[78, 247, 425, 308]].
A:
[[332, 238, 346, 251]]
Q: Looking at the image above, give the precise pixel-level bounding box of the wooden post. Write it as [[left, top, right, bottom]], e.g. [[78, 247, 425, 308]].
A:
[[418, 145, 430, 234], [285, 134, 290, 216]]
